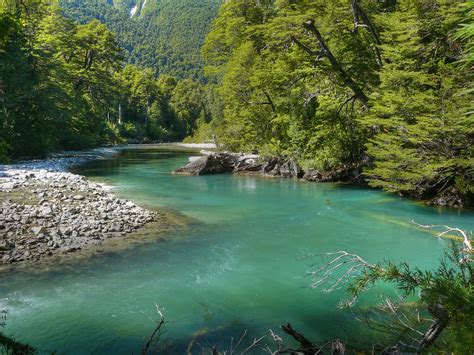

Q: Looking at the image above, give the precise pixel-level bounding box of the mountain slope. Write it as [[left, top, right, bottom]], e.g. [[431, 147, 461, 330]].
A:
[[59, 0, 222, 80]]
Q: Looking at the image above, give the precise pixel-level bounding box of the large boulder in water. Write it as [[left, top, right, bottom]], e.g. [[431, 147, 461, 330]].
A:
[[233, 155, 263, 174], [262, 158, 303, 179], [174, 153, 303, 179], [302, 165, 362, 183], [174, 153, 238, 175]]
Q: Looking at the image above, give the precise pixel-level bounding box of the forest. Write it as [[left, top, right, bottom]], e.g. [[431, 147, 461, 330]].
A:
[[0, 0, 211, 160], [196, 0, 473, 207], [1, 0, 472, 206], [0, 0, 473, 353], [59, 0, 221, 80]]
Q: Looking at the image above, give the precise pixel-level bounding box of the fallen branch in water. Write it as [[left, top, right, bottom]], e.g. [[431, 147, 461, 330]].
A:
[[411, 220, 472, 258], [142, 304, 165, 355]]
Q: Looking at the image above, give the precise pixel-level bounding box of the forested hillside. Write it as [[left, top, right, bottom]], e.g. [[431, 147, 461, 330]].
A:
[[1, 0, 472, 207], [0, 0, 210, 159], [59, 0, 221, 80], [194, 0, 473, 206]]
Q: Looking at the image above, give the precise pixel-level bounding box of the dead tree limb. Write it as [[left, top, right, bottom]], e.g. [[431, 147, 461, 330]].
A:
[[417, 304, 449, 353], [264, 90, 276, 112], [310, 223, 473, 353], [281, 323, 320, 354], [351, 0, 383, 66], [296, 20, 369, 106], [242, 91, 276, 112], [411, 220, 473, 257], [142, 305, 165, 355], [290, 35, 324, 59]]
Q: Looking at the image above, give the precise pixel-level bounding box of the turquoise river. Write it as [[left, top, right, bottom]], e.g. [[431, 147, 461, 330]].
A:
[[1, 146, 472, 354]]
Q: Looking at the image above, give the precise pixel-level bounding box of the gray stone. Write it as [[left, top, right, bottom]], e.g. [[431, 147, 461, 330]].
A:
[[31, 226, 47, 236], [174, 153, 238, 175], [0, 240, 14, 251]]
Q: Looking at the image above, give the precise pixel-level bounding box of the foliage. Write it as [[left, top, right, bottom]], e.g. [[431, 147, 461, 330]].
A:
[[0, 0, 211, 161], [201, 0, 379, 166], [59, 0, 221, 81], [310, 225, 473, 352], [200, 0, 473, 205], [363, 1, 473, 204], [332, 227, 473, 352], [116, 66, 209, 142], [0, 0, 123, 158]]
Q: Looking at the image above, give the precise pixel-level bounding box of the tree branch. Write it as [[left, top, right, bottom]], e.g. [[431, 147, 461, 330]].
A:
[[281, 323, 319, 354], [351, 0, 382, 66], [142, 304, 165, 355], [301, 20, 369, 106]]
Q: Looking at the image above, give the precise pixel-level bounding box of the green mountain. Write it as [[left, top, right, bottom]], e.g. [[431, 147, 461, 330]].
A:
[[59, 0, 222, 80]]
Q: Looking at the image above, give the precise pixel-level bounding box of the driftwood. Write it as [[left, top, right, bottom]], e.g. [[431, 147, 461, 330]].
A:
[[281, 323, 346, 354]]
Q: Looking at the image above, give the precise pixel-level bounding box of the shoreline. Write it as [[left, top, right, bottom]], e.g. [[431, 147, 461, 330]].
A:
[[174, 152, 471, 209], [0, 169, 156, 268], [0, 144, 198, 272], [0, 143, 216, 173], [1, 144, 467, 272]]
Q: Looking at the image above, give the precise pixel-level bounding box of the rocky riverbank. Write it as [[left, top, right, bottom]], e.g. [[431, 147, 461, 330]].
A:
[[0, 168, 159, 268], [174, 152, 362, 183], [174, 152, 472, 208]]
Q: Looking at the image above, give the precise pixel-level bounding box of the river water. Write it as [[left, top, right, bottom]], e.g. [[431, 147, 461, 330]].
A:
[[1, 146, 472, 354]]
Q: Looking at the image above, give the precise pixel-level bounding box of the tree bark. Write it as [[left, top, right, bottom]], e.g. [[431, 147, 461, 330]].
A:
[[118, 103, 122, 124], [281, 323, 319, 354], [417, 303, 449, 353]]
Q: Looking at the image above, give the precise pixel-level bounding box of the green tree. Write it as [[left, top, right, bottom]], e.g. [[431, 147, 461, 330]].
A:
[[364, 0, 473, 206], [199, 0, 473, 206], [313, 225, 474, 352], [59, 0, 221, 81], [171, 78, 207, 137], [0, 0, 124, 159]]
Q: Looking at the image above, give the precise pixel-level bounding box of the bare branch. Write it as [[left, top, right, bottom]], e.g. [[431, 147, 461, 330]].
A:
[[142, 304, 165, 355], [290, 35, 324, 59], [411, 220, 473, 259], [241, 335, 266, 354], [351, 0, 382, 66], [301, 19, 369, 106], [309, 251, 376, 299], [281, 323, 318, 354], [232, 329, 248, 354]]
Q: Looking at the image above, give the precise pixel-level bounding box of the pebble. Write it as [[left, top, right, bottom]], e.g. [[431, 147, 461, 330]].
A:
[[0, 169, 155, 265]]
